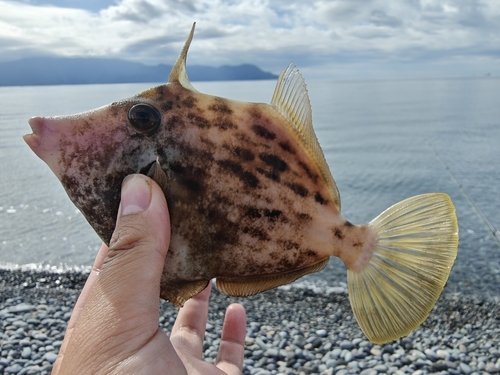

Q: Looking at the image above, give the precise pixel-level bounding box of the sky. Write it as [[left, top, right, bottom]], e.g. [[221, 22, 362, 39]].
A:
[[1, 0, 500, 80]]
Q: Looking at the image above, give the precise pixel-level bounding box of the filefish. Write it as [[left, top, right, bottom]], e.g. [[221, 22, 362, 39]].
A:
[[24, 24, 459, 344]]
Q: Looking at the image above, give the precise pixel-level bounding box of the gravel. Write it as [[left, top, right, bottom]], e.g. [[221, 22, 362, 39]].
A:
[[1, 268, 500, 375]]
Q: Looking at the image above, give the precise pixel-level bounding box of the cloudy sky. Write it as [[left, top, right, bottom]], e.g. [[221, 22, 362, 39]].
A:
[[1, 0, 499, 80]]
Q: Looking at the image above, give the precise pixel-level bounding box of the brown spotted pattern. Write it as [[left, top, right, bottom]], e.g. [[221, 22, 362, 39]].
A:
[[29, 82, 375, 305]]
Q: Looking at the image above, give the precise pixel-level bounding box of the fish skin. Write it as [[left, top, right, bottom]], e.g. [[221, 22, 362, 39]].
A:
[[25, 32, 374, 300], [27, 78, 374, 303], [25, 24, 458, 343]]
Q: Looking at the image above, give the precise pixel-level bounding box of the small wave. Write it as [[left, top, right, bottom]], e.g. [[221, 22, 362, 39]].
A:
[[0, 262, 92, 273], [279, 278, 348, 295]]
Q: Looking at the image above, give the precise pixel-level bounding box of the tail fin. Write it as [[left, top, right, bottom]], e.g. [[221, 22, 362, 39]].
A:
[[347, 193, 459, 344]]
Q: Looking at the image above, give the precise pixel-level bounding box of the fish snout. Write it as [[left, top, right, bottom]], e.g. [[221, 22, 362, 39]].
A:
[[24, 116, 44, 149], [24, 116, 69, 178], [27, 115, 72, 136]]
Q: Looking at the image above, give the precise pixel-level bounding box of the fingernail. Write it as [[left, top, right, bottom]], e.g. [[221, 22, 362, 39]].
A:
[[121, 175, 152, 216]]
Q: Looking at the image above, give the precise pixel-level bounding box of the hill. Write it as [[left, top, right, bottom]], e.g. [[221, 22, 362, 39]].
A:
[[0, 57, 278, 86]]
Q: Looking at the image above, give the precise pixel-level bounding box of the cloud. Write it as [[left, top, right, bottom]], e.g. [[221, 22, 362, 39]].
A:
[[0, 0, 499, 79], [104, 0, 166, 23], [369, 10, 403, 28]]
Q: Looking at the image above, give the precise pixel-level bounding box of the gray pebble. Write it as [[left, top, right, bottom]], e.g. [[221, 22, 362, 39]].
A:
[[486, 362, 500, 373], [354, 349, 366, 360], [8, 304, 36, 314], [263, 348, 279, 358], [324, 359, 337, 368], [306, 337, 322, 349], [41, 318, 56, 328], [252, 349, 263, 360], [21, 347, 32, 359], [352, 338, 363, 346], [425, 348, 439, 361], [52, 340, 63, 348], [330, 348, 342, 359], [11, 320, 28, 328], [436, 349, 449, 358], [460, 362, 473, 374], [373, 364, 388, 372], [34, 333, 48, 341], [20, 366, 41, 375], [255, 338, 269, 351], [4, 364, 23, 374], [316, 329, 328, 337], [43, 352, 58, 364], [339, 340, 354, 350], [412, 349, 426, 360], [19, 339, 31, 347]]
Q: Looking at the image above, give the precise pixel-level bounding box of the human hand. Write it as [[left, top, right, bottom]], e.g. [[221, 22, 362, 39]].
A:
[[52, 174, 247, 375]]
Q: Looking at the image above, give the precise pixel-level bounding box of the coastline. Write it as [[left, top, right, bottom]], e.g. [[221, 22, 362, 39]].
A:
[[1, 269, 500, 374]]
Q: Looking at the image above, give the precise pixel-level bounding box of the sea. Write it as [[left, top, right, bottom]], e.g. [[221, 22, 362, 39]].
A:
[[1, 78, 499, 300]]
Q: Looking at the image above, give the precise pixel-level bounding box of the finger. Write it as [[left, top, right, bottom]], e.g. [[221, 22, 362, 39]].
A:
[[96, 174, 170, 313], [170, 281, 212, 358], [52, 243, 109, 374], [66, 243, 109, 330], [215, 304, 247, 375]]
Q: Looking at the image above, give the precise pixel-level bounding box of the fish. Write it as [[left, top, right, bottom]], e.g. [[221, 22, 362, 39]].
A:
[[24, 23, 459, 344]]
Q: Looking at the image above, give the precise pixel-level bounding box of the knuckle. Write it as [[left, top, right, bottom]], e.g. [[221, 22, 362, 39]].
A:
[[108, 216, 151, 253]]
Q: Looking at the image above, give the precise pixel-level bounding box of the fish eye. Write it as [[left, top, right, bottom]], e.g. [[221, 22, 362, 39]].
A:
[[128, 104, 161, 134]]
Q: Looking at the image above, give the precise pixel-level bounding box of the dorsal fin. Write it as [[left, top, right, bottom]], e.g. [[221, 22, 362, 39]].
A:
[[168, 22, 198, 92], [271, 64, 341, 211]]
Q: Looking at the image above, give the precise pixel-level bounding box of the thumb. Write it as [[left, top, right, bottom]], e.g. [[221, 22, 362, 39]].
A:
[[98, 173, 171, 309]]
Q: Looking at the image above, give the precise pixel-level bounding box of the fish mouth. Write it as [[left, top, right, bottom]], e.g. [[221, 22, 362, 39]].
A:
[[24, 116, 62, 153], [24, 117, 43, 151], [24, 116, 64, 179]]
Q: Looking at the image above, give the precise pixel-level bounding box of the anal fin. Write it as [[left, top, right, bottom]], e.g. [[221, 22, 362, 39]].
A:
[[216, 258, 329, 297]]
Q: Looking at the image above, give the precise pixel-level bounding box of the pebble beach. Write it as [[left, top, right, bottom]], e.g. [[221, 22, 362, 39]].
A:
[[1, 268, 499, 375]]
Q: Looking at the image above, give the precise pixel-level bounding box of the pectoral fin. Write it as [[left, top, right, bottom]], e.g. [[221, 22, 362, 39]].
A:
[[216, 258, 329, 297], [146, 157, 168, 195]]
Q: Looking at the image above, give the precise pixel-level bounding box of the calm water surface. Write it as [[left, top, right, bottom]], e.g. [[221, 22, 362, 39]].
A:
[[1, 78, 499, 298]]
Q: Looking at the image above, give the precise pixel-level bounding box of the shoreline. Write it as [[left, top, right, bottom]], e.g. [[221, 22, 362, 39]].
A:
[[1, 269, 500, 374]]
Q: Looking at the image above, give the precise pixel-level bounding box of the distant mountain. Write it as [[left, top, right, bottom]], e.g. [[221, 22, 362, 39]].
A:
[[0, 57, 278, 86]]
